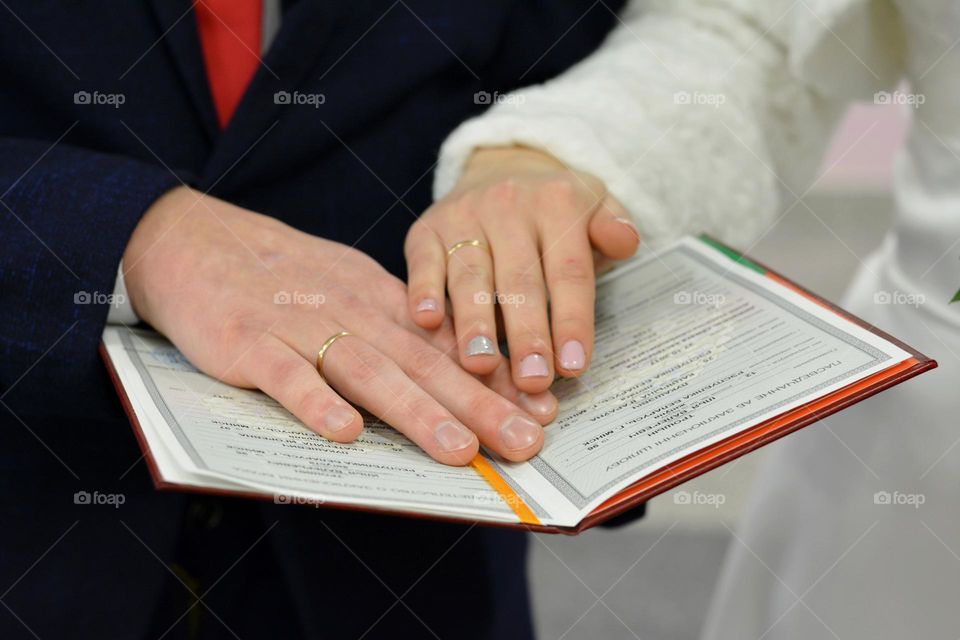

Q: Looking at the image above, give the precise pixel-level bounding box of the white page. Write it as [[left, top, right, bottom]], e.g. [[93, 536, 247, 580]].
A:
[[103, 329, 533, 523], [491, 237, 911, 520]]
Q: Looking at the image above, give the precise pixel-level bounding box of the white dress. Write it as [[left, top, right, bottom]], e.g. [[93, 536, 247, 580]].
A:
[[435, 1, 960, 637]]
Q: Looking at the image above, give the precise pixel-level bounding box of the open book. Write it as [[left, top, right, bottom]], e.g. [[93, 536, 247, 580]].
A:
[[101, 236, 935, 533]]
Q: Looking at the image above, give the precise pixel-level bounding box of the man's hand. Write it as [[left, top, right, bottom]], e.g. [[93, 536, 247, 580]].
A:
[[122, 187, 557, 465], [404, 147, 639, 394]]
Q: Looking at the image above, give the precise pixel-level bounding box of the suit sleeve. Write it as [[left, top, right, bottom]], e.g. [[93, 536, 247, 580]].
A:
[[0, 138, 181, 421], [435, 0, 905, 247]]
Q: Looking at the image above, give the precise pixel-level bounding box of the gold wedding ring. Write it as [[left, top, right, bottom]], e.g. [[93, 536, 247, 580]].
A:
[[316, 331, 351, 382], [446, 239, 490, 260]]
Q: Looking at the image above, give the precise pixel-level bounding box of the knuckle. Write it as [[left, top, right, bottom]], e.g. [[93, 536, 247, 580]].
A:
[[407, 252, 439, 275], [450, 268, 489, 292], [502, 265, 541, 293], [344, 348, 388, 385], [405, 397, 444, 426], [264, 354, 305, 389], [551, 256, 592, 286], [217, 308, 263, 347], [404, 344, 445, 382], [483, 179, 519, 207], [294, 387, 332, 424], [331, 287, 367, 315], [449, 191, 482, 221], [539, 177, 578, 204], [465, 390, 496, 422]]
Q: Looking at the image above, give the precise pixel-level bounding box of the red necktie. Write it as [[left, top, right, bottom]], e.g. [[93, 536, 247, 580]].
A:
[[194, 0, 263, 128]]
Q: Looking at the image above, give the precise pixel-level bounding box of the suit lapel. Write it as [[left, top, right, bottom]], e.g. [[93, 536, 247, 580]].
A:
[[146, 0, 220, 142], [200, 0, 339, 189]]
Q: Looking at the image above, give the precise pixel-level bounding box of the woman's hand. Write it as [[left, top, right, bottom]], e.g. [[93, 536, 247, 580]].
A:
[[122, 187, 557, 466], [405, 147, 639, 394]]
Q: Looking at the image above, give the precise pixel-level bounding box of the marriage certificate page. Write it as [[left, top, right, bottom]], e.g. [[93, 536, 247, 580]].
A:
[[491, 237, 911, 521], [103, 328, 519, 522]]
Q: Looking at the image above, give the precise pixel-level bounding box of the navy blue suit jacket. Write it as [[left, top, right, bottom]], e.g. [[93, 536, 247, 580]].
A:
[[0, 2, 627, 637]]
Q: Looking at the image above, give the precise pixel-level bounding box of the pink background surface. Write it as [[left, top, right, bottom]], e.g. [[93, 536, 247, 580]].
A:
[[815, 102, 909, 192]]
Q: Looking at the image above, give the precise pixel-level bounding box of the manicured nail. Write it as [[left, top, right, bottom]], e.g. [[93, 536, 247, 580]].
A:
[[518, 392, 556, 416], [519, 353, 549, 378], [559, 340, 586, 371], [416, 298, 438, 313], [499, 415, 542, 451], [434, 421, 475, 452], [466, 335, 496, 357], [614, 216, 639, 237], [325, 405, 355, 432]]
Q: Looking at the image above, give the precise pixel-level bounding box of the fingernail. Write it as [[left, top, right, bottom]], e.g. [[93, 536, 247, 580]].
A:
[[434, 421, 475, 452], [416, 298, 438, 313], [325, 405, 355, 432], [499, 415, 542, 451], [519, 353, 549, 378], [518, 391, 556, 416], [466, 335, 496, 357], [614, 216, 639, 238], [559, 340, 586, 371]]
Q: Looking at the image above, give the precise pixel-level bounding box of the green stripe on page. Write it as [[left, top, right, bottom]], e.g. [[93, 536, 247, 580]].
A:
[[697, 235, 766, 274]]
